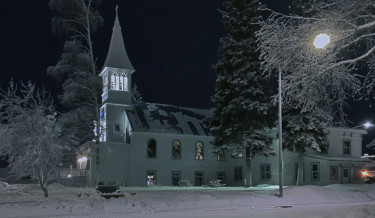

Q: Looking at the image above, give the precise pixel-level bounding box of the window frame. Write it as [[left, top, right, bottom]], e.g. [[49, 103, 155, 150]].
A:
[[234, 166, 243, 182], [260, 164, 271, 181], [171, 171, 181, 186], [172, 140, 181, 160], [311, 162, 320, 181], [194, 171, 204, 186], [195, 141, 204, 160], [343, 139, 351, 155], [146, 170, 157, 186], [330, 166, 338, 180], [146, 138, 157, 159]]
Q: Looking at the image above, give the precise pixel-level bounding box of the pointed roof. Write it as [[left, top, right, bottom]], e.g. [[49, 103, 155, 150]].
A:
[[103, 6, 135, 71]]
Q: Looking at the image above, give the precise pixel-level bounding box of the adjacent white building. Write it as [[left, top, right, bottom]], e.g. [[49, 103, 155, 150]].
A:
[[78, 10, 371, 187]]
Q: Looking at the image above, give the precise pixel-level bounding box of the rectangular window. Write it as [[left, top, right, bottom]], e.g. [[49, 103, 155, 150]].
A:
[[234, 166, 243, 182], [172, 140, 181, 160], [171, 171, 181, 186], [147, 139, 157, 158], [114, 124, 120, 133], [146, 170, 157, 186], [260, 164, 271, 181], [343, 139, 351, 155], [194, 171, 204, 186], [311, 162, 320, 181], [217, 172, 226, 184], [330, 166, 338, 180], [195, 142, 204, 160], [231, 151, 243, 159], [217, 152, 226, 161]]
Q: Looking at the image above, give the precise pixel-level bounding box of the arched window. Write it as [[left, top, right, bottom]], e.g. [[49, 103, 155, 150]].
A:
[[172, 140, 181, 160], [147, 139, 157, 158], [195, 141, 204, 160]]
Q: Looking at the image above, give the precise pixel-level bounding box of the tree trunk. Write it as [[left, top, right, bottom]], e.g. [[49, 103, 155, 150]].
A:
[[38, 171, 49, 198], [296, 150, 304, 186], [245, 147, 252, 187]]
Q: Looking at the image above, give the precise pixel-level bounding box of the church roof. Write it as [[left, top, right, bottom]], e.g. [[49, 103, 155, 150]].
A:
[[127, 102, 211, 136], [103, 7, 134, 71]]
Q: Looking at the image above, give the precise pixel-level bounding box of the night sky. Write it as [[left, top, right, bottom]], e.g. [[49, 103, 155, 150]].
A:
[[0, 0, 374, 153]]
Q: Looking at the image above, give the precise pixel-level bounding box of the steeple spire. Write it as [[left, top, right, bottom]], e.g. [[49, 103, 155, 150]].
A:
[[103, 6, 135, 71]]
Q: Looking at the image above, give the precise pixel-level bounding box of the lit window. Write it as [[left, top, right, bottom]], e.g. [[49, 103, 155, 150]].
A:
[[115, 75, 120, 90], [172, 140, 181, 160], [146, 170, 156, 186], [147, 139, 157, 158], [234, 166, 243, 182], [124, 77, 128, 91], [110, 75, 115, 90], [260, 164, 271, 181], [330, 166, 338, 180], [311, 162, 320, 181], [195, 141, 204, 160], [343, 139, 351, 155]]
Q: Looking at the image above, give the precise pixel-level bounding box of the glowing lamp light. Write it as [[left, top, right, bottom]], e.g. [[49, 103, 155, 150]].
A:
[[67, 174, 72, 178], [313, 34, 330, 48], [364, 122, 374, 129], [78, 157, 87, 163], [362, 171, 369, 176]]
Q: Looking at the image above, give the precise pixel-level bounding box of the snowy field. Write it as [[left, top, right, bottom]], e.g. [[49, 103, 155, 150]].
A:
[[1, 182, 375, 218]]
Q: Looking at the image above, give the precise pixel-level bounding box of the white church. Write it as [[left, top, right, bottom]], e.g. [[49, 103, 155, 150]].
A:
[[78, 9, 371, 187]]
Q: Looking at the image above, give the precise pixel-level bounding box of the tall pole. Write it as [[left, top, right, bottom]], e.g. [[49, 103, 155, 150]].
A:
[[278, 69, 283, 198]]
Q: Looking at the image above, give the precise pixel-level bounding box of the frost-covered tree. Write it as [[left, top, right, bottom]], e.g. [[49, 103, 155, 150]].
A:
[[211, 0, 274, 187], [257, 0, 375, 125], [0, 81, 72, 197], [47, 0, 103, 145]]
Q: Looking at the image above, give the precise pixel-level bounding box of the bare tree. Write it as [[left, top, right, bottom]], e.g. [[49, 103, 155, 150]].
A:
[[0, 81, 72, 197], [257, 0, 375, 125]]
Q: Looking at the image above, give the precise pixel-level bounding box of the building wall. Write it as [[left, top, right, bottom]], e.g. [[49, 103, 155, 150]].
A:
[[86, 127, 369, 187], [128, 132, 225, 186]]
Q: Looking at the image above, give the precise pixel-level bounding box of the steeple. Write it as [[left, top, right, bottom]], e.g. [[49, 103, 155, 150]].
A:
[[103, 5, 134, 71]]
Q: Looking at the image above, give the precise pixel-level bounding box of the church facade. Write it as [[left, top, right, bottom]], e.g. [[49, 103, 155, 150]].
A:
[[78, 10, 371, 187]]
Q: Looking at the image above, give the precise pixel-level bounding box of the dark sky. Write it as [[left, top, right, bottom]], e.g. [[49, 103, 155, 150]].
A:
[[0, 0, 374, 152]]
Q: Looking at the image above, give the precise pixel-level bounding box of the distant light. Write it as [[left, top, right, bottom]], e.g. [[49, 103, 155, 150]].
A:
[[313, 34, 330, 48], [67, 174, 72, 178]]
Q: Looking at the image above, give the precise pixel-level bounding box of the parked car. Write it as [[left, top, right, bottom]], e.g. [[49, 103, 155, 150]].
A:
[[361, 167, 375, 184]]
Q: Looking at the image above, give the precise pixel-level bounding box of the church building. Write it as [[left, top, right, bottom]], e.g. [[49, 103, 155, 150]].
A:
[[78, 9, 371, 187]]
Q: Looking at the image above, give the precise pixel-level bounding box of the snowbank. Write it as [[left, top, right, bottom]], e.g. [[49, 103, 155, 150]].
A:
[[0, 183, 375, 217]]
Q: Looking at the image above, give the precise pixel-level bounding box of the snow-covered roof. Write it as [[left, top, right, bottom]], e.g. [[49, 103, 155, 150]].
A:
[[304, 153, 371, 162], [103, 8, 135, 71], [127, 102, 211, 136]]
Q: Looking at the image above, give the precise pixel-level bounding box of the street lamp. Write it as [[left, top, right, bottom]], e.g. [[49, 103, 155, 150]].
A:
[[313, 34, 330, 49], [278, 33, 331, 198], [353, 122, 374, 129]]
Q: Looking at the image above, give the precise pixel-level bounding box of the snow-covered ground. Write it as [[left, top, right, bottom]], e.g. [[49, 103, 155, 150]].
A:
[[1, 182, 375, 218]]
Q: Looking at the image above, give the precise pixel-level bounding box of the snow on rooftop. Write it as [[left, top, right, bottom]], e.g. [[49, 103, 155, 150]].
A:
[[128, 102, 211, 136]]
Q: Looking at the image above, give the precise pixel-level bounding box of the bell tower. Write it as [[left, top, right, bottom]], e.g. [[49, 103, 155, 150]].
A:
[[99, 6, 134, 143], [100, 5, 135, 106]]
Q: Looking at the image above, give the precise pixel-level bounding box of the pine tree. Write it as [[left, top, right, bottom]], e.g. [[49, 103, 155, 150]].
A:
[[47, 0, 103, 147], [211, 0, 274, 187], [282, 105, 330, 185]]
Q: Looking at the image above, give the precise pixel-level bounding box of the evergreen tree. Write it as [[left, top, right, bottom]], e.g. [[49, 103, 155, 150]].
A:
[[47, 0, 103, 147], [282, 105, 330, 185], [211, 0, 274, 187]]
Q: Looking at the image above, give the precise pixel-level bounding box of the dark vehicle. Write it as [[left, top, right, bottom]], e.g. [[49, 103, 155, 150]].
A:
[[361, 167, 375, 184]]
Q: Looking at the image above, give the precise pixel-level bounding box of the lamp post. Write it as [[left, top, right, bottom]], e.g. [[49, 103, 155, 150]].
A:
[[278, 33, 331, 198]]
